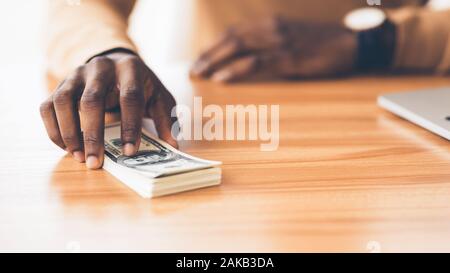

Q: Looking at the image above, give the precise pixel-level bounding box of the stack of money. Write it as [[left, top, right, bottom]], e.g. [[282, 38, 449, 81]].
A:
[[103, 123, 222, 198]]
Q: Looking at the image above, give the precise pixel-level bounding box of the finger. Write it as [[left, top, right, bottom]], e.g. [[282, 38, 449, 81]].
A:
[[80, 57, 114, 169], [116, 56, 145, 156], [52, 69, 85, 162], [190, 33, 229, 75], [210, 55, 259, 83], [40, 96, 65, 150], [191, 35, 242, 77], [147, 83, 178, 149], [191, 18, 286, 77]]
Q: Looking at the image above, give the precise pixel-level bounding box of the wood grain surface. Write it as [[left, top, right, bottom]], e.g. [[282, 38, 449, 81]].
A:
[[1, 65, 450, 252]]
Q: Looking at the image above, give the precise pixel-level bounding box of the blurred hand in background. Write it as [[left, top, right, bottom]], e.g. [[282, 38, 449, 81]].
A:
[[190, 17, 358, 82]]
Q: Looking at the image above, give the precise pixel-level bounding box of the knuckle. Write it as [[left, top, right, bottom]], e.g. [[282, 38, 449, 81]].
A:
[[80, 90, 103, 108], [89, 55, 111, 66], [84, 135, 100, 145], [61, 67, 84, 86], [91, 73, 114, 85], [58, 74, 84, 93], [61, 80, 79, 92], [62, 135, 79, 146], [71, 66, 85, 78], [49, 134, 63, 147], [120, 89, 144, 106], [89, 66, 115, 83], [87, 79, 107, 90], [53, 90, 74, 106], [87, 57, 114, 76], [39, 100, 54, 117]]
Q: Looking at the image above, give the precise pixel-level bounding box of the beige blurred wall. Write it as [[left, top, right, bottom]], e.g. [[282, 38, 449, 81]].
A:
[[0, 1, 47, 64], [128, 0, 193, 68]]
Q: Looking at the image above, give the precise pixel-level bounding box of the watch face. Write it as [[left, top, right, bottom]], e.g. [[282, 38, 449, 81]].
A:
[[344, 7, 387, 31]]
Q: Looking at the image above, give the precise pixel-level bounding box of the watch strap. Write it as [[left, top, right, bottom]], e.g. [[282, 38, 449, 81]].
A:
[[356, 20, 396, 71]]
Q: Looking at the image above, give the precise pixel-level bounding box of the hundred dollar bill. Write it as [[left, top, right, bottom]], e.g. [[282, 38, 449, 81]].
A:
[[103, 122, 221, 179]]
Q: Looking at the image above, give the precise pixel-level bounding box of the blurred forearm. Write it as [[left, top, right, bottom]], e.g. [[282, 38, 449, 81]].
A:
[[46, 0, 137, 81]]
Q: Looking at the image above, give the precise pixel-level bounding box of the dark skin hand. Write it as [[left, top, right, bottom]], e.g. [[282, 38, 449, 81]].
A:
[[191, 17, 358, 82], [40, 51, 178, 169]]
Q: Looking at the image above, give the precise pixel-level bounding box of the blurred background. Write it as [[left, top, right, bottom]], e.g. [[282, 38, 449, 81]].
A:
[[2, 0, 450, 85], [1, 0, 450, 104]]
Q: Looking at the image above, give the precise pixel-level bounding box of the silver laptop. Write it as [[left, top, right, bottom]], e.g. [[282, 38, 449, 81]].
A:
[[378, 87, 450, 140]]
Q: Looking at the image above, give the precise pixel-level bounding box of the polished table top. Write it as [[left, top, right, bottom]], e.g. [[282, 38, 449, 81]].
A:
[[1, 64, 450, 252]]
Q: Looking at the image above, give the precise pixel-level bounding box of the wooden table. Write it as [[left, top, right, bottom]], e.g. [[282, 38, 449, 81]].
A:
[[1, 64, 450, 252]]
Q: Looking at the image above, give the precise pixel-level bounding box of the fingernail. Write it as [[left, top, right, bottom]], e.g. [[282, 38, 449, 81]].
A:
[[212, 70, 232, 82], [73, 151, 85, 163], [86, 156, 100, 169], [123, 143, 136, 156]]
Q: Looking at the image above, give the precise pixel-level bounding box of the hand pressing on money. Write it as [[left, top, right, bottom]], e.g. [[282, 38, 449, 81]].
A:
[[190, 17, 357, 82], [40, 49, 178, 169]]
